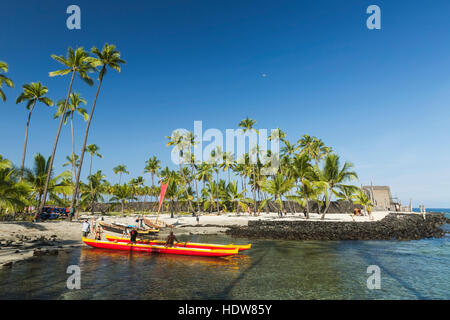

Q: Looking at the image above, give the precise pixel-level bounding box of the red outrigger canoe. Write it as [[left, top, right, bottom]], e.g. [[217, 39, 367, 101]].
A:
[[104, 234, 251, 252], [82, 237, 239, 257]]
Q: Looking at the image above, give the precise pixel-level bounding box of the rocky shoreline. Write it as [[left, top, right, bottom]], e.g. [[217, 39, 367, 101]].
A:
[[226, 213, 449, 241]]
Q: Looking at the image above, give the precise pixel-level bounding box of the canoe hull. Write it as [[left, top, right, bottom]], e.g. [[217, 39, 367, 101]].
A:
[[104, 234, 251, 251], [82, 238, 238, 257]]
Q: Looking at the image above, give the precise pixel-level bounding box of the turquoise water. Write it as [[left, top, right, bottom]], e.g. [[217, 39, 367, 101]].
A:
[[0, 215, 448, 300]]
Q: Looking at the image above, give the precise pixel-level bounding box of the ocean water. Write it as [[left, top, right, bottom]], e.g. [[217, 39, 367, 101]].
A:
[[0, 214, 448, 300], [413, 208, 450, 214]]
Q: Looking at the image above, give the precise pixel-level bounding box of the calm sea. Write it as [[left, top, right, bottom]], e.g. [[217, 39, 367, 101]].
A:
[[0, 211, 448, 300]]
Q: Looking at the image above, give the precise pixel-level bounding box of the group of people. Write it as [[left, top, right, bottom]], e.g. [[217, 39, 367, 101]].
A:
[[352, 207, 374, 221], [82, 217, 180, 248], [81, 218, 103, 240]]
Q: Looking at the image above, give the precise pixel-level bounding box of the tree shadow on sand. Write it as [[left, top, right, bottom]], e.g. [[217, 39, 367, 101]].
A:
[[7, 222, 48, 231]]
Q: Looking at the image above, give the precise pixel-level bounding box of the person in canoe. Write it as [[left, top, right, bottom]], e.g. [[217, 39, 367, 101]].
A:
[[129, 228, 138, 244], [165, 231, 178, 247]]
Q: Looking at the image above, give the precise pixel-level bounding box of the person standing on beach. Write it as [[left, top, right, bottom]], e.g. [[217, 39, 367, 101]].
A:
[[82, 220, 91, 238], [68, 207, 74, 221], [196, 214, 200, 225], [367, 206, 374, 221]]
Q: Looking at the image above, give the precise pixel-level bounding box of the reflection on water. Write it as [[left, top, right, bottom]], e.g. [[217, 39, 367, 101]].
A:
[[0, 232, 449, 300]]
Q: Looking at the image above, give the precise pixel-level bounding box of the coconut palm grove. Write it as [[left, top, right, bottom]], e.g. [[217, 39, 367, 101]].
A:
[[0, 45, 374, 220]]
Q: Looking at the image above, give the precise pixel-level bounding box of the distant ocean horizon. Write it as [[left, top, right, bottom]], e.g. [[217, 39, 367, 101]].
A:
[[413, 208, 450, 215]]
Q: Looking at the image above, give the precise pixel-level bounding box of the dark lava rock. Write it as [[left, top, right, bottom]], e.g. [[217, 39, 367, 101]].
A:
[[226, 213, 448, 241]]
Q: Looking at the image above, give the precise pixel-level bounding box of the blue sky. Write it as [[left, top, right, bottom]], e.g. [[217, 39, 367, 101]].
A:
[[1, 0, 450, 207]]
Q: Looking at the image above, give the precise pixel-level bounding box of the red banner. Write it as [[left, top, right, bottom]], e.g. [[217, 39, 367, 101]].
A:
[[158, 181, 169, 213]]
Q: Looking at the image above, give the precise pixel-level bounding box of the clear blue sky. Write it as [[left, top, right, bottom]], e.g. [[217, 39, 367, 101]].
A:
[[1, 0, 450, 207]]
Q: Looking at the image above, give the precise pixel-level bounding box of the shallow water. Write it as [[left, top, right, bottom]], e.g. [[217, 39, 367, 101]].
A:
[[0, 221, 448, 300]]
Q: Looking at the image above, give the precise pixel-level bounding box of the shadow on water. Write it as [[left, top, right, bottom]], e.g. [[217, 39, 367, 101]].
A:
[[207, 242, 271, 299]]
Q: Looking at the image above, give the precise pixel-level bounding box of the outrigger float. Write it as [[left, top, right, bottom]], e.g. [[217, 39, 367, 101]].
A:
[[104, 234, 251, 252], [82, 237, 239, 257]]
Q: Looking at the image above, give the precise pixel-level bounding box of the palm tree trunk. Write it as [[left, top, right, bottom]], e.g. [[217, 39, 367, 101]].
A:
[[305, 197, 310, 219], [151, 174, 156, 213], [179, 163, 194, 213], [192, 165, 200, 213], [71, 71, 104, 217], [216, 170, 219, 213], [89, 155, 93, 177], [20, 101, 37, 178], [321, 188, 333, 219], [39, 71, 76, 215], [252, 166, 256, 215], [70, 112, 76, 181]]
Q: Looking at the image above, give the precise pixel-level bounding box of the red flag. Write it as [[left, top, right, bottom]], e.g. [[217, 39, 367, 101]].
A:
[[158, 181, 169, 213]]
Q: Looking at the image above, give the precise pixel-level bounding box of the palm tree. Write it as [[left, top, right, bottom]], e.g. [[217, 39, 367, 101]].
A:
[[280, 141, 297, 159], [0, 157, 30, 213], [202, 181, 220, 213], [144, 156, 161, 212], [268, 127, 287, 144], [196, 162, 213, 205], [238, 117, 258, 133], [144, 156, 161, 188], [297, 134, 315, 158], [354, 189, 374, 220], [39, 47, 96, 215], [335, 185, 359, 202], [160, 169, 182, 218], [219, 151, 235, 183], [260, 173, 294, 215], [225, 181, 248, 214], [290, 154, 315, 217], [187, 154, 201, 214], [113, 164, 129, 184], [319, 153, 358, 219], [85, 144, 102, 177], [110, 184, 135, 216], [80, 170, 106, 215], [0, 61, 14, 102], [62, 154, 80, 178], [23, 153, 72, 211], [129, 176, 145, 207], [238, 117, 259, 211], [166, 130, 195, 213], [16, 82, 54, 175], [286, 179, 323, 218], [54, 92, 88, 178], [71, 44, 126, 214]]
